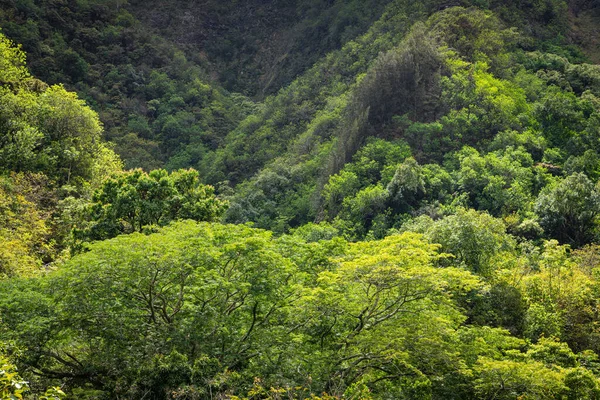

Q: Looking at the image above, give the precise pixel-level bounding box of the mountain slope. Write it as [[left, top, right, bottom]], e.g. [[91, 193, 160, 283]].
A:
[[4, 1, 600, 399]]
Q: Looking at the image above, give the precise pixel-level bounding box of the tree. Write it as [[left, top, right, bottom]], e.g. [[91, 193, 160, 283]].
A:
[[386, 157, 425, 212], [404, 208, 515, 277], [519, 240, 600, 351], [0, 221, 302, 398], [0, 34, 42, 173], [0, 342, 65, 400], [0, 34, 29, 85], [291, 232, 481, 397], [0, 32, 121, 186], [0, 173, 55, 277], [79, 168, 228, 243], [473, 357, 566, 399], [535, 172, 600, 247], [0, 353, 29, 400], [454, 146, 536, 216], [323, 170, 361, 219], [35, 85, 112, 185], [338, 184, 389, 238]]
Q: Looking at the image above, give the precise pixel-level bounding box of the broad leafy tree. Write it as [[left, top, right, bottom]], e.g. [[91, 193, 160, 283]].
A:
[[535, 172, 600, 247], [79, 169, 228, 243]]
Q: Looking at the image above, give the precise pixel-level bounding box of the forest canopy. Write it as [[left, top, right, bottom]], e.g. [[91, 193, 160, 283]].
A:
[[3, 0, 600, 398]]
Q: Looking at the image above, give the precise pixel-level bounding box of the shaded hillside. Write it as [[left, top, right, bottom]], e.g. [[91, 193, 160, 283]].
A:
[[0, 0, 249, 170], [0, 0, 396, 171], [0, 0, 593, 174], [204, 1, 600, 238], [128, 0, 393, 96], [568, 0, 600, 62]]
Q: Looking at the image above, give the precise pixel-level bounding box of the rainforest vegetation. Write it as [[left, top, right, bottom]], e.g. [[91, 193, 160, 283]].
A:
[[3, 0, 600, 398]]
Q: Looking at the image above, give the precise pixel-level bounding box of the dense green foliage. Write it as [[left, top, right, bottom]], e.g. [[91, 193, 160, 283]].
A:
[[0, 0, 250, 170], [5, 221, 600, 398], [215, 4, 600, 244], [76, 168, 227, 244], [0, 34, 119, 186], [0, 34, 122, 275], [4, 0, 600, 398]]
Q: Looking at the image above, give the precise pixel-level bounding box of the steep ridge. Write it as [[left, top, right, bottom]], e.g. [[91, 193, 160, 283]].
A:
[[127, 0, 392, 96], [0, 0, 396, 172], [205, 0, 598, 234], [0, 0, 248, 170]]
